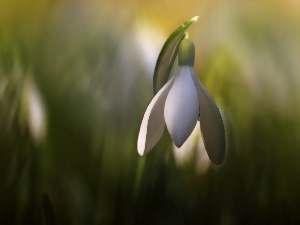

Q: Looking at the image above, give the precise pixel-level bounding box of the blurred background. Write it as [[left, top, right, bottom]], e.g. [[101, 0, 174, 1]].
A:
[[1, 0, 300, 224]]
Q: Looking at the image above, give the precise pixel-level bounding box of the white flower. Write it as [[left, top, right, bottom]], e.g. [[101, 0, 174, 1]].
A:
[[137, 39, 226, 164]]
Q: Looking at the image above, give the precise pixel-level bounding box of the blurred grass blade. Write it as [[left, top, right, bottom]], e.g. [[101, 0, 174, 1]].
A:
[[133, 157, 146, 198], [43, 194, 57, 225], [153, 16, 199, 95]]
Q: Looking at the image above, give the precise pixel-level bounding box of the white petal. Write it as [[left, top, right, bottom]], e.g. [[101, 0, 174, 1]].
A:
[[190, 68, 226, 165], [137, 76, 175, 156], [164, 67, 199, 147]]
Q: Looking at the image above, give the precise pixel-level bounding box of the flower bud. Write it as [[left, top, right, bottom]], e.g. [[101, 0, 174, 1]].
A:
[[178, 39, 195, 66]]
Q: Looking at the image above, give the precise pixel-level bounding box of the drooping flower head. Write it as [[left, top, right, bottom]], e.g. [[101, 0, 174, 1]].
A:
[[138, 38, 226, 165]]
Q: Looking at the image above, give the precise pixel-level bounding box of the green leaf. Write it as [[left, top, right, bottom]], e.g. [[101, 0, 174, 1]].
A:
[[153, 16, 199, 95]]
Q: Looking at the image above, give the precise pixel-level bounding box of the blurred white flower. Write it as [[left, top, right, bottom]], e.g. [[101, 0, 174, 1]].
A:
[[28, 81, 47, 144], [137, 39, 226, 164], [20, 77, 47, 145], [173, 123, 210, 174]]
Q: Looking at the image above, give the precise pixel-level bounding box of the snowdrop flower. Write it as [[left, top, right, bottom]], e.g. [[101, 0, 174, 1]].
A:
[[137, 38, 226, 164]]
